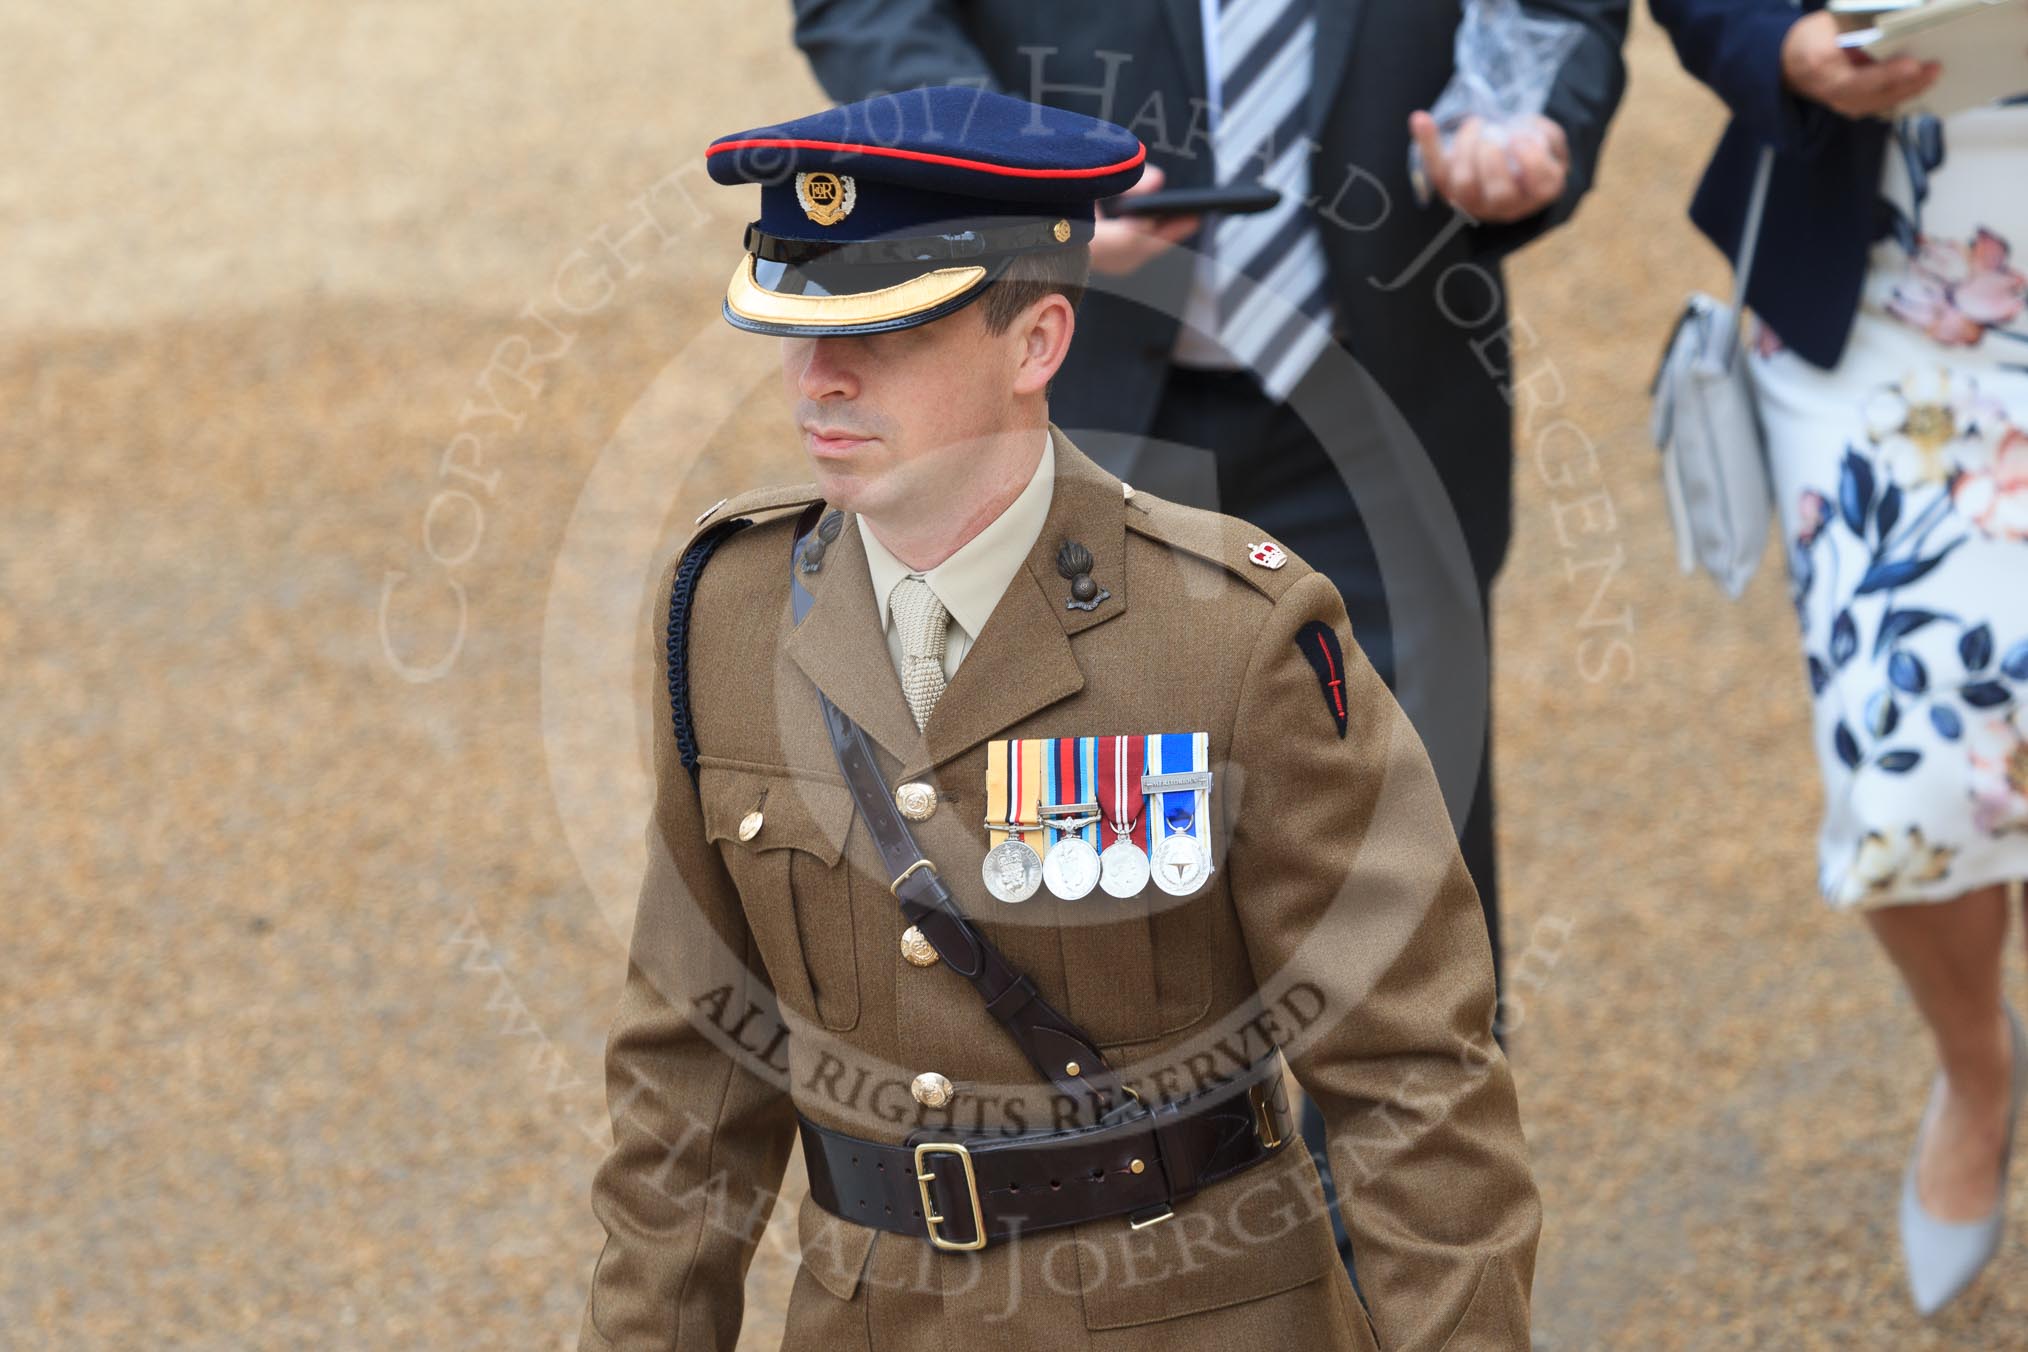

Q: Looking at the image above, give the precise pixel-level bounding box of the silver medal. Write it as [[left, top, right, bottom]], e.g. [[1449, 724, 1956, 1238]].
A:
[[1151, 833, 1212, 896], [1098, 840, 1151, 898], [1042, 835, 1101, 900], [982, 839, 1043, 903]]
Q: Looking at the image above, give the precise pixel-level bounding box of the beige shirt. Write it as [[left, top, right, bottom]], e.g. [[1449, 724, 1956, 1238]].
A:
[[857, 429, 1055, 682]]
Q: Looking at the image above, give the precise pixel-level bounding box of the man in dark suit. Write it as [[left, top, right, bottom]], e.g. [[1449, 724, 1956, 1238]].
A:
[[791, 0, 1626, 1274]]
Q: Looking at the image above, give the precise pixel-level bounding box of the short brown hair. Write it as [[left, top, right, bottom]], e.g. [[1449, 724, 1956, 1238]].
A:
[[977, 244, 1092, 334]]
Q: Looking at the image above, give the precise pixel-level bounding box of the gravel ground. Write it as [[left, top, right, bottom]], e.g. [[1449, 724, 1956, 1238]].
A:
[[6, 5, 2026, 1349]]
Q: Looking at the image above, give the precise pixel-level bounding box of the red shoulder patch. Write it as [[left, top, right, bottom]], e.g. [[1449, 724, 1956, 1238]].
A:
[[1295, 621, 1348, 738]]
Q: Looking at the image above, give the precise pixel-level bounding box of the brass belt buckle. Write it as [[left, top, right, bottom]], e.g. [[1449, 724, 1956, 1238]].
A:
[[890, 858, 937, 898], [914, 1141, 988, 1252], [1248, 1075, 1286, 1150]]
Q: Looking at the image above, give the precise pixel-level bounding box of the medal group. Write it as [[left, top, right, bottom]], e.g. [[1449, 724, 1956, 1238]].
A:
[[982, 733, 1214, 903]]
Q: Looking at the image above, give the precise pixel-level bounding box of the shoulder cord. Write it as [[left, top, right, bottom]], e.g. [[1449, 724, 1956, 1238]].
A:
[[667, 516, 754, 784], [664, 509, 1142, 1126]]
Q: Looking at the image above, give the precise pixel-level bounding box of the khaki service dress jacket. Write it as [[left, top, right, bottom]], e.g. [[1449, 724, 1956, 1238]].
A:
[[579, 425, 1540, 1352]]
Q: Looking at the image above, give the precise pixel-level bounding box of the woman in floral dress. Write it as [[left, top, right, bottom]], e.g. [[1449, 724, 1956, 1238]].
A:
[[1760, 110, 2028, 909], [1652, 0, 2028, 1316]]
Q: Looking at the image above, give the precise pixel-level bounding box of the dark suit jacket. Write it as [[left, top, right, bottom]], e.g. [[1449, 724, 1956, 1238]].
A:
[[791, 0, 1627, 585], [1647, 0, 1890, 371]]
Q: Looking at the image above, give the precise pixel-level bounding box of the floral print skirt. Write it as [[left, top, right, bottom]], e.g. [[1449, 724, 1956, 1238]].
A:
[[1751, 100, 2028, 909]]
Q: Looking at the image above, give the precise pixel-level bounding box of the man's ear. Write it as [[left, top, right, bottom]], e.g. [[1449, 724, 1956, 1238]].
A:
[[1010, 293, 1075, 398]]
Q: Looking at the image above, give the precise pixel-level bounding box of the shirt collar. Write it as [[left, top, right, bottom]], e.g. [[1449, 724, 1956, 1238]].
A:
[[860, 428, 1056, 638]]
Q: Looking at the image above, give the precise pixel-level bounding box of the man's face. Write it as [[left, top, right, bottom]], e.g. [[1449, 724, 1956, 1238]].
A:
[[780, 300, 1027, 517]]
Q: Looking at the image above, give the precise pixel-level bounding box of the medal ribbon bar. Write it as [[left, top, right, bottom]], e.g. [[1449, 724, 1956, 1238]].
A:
[[1017, 739, 1043, 839], [1045, 736, 1099, 847], [1150, 733, 1204, 844], [1096, 734, 1147, 850], [984, 737, 1045, 843], [986, 738, 1010, 851]]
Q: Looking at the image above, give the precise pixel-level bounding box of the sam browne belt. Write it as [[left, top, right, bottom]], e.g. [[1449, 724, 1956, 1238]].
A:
[[798, 1050, 1294, 1252], [766, 512, 1299, 1250]]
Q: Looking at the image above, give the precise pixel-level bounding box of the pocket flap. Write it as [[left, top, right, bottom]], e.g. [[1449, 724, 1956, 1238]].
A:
[[796, 1192, 877, 1301], [699, 764, 857, 866]]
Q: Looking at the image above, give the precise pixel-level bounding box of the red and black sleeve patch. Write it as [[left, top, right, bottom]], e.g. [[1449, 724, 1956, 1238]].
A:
[[1295, 621, 1349, 738]]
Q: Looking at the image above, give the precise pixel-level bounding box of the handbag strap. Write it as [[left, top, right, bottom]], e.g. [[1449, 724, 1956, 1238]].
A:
[[787, 517, 1134, 1124], [1728, 145, 1777, 327]]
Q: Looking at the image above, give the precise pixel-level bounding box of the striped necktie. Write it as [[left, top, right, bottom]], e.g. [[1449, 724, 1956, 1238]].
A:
[[1208, 0, 1336, 401]]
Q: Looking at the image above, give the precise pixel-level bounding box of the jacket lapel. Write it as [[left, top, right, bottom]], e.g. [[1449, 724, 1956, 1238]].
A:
[[1308, 0, 1363, 134], [923, 426, 1128, 769], [784, 426, 1130, 773], [1161, 0, 1209, 122], [783, 517, 927, 765]]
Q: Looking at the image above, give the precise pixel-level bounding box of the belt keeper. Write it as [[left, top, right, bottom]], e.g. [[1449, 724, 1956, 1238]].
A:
[[1248, 1075, 1289, 1149], [1125, 1097, 1184, 1230], [1145, 1098, 1198, 1204]]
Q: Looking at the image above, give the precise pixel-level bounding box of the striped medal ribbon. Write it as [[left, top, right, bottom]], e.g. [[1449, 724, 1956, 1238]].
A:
[[1041, 737, 1101, 900], [982, 738, 1044, 903], [1095, 734, 1150, 898], [1147, 732, 1214, 897]]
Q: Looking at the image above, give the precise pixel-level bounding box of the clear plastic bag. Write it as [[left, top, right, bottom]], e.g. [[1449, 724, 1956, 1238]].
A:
[[1408, 0, 1586, 206]]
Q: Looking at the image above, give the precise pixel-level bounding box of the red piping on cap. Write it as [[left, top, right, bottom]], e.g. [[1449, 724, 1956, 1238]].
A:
[[706, 136, 1146, 179]]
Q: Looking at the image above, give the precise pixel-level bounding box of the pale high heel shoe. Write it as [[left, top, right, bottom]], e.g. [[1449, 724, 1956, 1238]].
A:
[[1899, 1002, 2028, 1316]]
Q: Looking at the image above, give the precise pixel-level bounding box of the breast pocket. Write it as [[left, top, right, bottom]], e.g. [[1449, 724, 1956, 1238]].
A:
[[699, 763, 863, 1033], [1051, 886, 1213, 1049]]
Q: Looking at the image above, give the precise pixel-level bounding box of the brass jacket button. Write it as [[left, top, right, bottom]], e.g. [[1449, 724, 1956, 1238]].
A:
[[899, 925, 939, 967], [736, 808, 763, 842], [911, 1071, 955, 1108], [894, 781, 937, 821]]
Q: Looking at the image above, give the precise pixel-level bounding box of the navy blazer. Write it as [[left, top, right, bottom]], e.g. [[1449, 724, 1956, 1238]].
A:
[[1648, 0, 1890, 370]]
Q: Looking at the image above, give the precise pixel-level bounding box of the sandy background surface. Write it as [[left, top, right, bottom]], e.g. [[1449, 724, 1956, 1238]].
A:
[[6, 3, 2026, 1348]]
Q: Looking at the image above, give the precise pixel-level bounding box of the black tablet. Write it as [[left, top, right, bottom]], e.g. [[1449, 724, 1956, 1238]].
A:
[[1102, 185, 1283, 218]]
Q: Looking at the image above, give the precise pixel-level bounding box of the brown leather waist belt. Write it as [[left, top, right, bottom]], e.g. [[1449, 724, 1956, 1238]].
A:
[[798, 1051, 1295, 1251]]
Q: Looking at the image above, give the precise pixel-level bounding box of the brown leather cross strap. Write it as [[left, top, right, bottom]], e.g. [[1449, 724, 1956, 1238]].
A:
[[789, 517, 1132, 1122], [799, 1051, 1295, 1251]]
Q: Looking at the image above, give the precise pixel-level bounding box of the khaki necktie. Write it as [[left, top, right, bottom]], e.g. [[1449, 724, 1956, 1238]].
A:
[[888, 574, 950, 730]]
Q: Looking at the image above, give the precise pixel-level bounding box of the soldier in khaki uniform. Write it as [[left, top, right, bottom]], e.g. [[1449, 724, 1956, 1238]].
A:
[[579, 89, 1540, 1352]]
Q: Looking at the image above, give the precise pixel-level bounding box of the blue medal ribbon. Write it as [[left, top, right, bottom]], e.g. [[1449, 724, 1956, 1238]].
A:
[[1079, 736, 1097, 847], [1154, 732, 1201, 844]]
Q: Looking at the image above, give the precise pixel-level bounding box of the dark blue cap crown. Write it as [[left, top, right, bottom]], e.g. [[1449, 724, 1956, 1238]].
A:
[[706, 87, 1145, 337]]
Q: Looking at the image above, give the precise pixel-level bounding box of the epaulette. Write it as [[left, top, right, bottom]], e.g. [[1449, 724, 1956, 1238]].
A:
[[1122, 488, 1313, 603], [684, 481, 826, 546], [667, 482, 827, 785]]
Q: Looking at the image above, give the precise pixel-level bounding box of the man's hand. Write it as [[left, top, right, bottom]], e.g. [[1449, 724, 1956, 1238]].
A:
[[1091, 164, 1203, 275], [1409, 111, 1570, 223], [1781, 10, 1941, 119]]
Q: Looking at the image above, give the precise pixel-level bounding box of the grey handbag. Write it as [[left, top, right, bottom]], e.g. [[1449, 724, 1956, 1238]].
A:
[[1648, 146, 1778, 600]]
